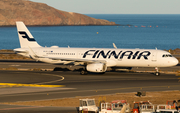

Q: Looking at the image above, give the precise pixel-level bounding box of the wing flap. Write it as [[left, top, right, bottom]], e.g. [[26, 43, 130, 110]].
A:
[[44, 57, 106, 64]]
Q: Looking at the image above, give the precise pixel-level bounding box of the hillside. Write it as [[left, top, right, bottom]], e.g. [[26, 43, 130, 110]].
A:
[[0, 0, 116, 26]]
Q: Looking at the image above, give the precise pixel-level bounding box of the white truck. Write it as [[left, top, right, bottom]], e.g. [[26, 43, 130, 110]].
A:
[[79, 98, 98, 113], [139, 104, 155, 113], [156, 104, 180, 113], [99, 100, 130, 113]]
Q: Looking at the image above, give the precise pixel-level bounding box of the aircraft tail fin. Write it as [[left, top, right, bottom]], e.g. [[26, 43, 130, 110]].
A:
[[16, 21, 41, 48]]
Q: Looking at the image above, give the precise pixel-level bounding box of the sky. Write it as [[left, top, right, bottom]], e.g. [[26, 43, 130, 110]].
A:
[[30, 0, 180, 14]]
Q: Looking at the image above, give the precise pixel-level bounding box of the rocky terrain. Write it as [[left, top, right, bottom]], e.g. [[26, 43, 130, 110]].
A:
[[0, 0, 116, 26]]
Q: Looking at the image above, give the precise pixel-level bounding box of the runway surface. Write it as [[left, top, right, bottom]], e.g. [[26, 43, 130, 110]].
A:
[[0, 70, 179, 103], [0, 62, 179, 112]]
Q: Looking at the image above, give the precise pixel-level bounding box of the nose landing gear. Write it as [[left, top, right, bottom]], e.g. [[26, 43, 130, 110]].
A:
[[155, 67, 160, 76]]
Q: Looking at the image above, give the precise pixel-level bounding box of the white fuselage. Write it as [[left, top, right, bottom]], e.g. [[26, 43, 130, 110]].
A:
[[16, 47, 178, 68], [14, 21, 179, 74]]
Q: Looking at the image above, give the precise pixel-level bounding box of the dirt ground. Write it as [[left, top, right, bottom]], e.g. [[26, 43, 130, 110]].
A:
[[2, 90, 180, 108]]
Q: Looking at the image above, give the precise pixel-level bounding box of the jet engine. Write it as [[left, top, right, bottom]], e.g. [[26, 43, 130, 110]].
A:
[[86, 63, 107, 72]]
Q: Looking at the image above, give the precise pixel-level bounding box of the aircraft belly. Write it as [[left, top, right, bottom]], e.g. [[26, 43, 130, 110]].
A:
[[116, 60, 151, 67]]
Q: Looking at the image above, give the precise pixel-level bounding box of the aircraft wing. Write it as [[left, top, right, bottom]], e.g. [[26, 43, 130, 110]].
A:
[[43, 56, 107, 64]]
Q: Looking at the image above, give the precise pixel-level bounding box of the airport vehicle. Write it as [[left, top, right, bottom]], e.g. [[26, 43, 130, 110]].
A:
[[139, 104, 155, 113], [166, 100, 176, 109], [132, 101, 155, 113], [79, 98, 98, 113], [156, 104, 180, 113], [99, 100, 130, 113], [14, 21, 179, 75]]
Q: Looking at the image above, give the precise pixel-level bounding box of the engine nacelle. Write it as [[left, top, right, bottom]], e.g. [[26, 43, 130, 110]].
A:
[[86, 63, 107, 72]]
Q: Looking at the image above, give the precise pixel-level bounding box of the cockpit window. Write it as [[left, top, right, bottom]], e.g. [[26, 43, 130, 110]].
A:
[[162, 54, 172, 57]]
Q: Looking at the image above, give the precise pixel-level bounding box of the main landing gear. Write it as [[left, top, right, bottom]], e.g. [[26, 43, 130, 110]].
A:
[[155, 67, 160, 76], [80, 69, 88, 75]]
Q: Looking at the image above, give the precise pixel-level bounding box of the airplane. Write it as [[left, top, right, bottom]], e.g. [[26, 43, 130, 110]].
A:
[[14, 21, 179, 75]]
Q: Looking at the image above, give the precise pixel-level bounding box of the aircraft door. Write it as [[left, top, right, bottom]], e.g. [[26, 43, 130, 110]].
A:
[[77, 51, 81, 58], [151, 51, 157, 62]]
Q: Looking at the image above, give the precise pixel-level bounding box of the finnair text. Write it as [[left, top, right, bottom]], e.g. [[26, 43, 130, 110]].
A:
[[83, 50, 151, 60]]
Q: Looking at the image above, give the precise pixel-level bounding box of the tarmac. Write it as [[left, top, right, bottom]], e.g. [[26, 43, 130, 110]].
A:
[[0, 60, 179, 113]]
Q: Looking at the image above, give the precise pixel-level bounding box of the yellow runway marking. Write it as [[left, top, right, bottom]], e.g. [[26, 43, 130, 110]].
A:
[[0, 83, 64, 88], [11, 72, 65, 85], [35, 74, 64, 84], [0, 73, 65, 88]]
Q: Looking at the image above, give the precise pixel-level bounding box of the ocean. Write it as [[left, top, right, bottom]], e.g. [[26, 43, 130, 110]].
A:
[[0, 14, 180, 50]]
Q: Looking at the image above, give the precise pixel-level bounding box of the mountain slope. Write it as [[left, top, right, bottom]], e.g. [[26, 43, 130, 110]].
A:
[[0, 0, 116, 26]]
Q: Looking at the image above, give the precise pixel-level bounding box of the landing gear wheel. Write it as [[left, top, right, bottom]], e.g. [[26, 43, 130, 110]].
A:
[[80, 70, 88, 75], [154, 67, 160, 76], [155, 72, 160, 76]]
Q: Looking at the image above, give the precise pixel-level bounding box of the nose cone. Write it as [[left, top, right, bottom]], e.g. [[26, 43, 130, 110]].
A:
[[171, 57, 179, 66]]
